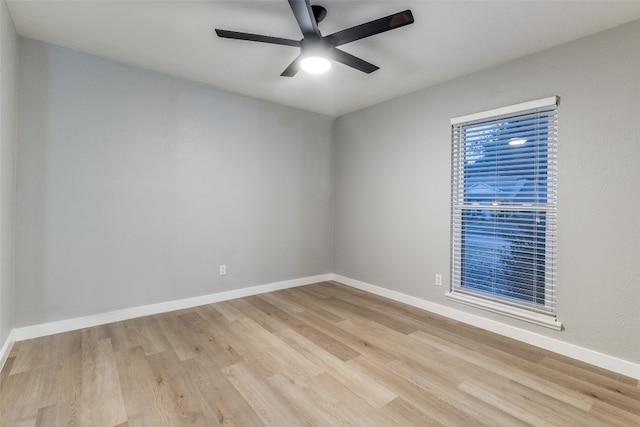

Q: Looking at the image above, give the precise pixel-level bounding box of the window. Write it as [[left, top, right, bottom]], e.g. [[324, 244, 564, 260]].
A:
[[448, 97, 561, 330]]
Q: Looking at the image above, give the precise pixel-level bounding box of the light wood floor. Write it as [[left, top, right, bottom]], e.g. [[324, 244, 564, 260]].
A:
[[1, 282, 638, 426]]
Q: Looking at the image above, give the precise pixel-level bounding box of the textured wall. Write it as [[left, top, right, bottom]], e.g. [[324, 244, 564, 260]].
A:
[[334, 20, 640, 363], [0, 0, 18, 348], [15, 39, 334, 326]]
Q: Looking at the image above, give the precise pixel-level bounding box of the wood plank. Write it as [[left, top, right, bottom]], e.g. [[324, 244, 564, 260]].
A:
[[81, 338, 128, 426], [306, 371, 395, 425], [389, 356, 533, 425], [114, 347, 180, 426], [35, 402, 80, 427], [278, 288, 346, 323], [152, 311, 206, 361], [182, 354, 263, 426], [225, 298, 289, 333], [0, 369, 46, 425], [187, 316, 245, 370], [478, 341, 640, 416], [258, 290, 306, 314], [0, 351, 16, 391], [146, 349, 220, 426], [212, 301, 245, 322], [8, 336, 54, 375], [37, 331, 83, 423], [221, 362, 306, 426], [408, 329, 596, 411], [246, 295, 362, 362], [334, 317, 419, 364], [347, 354, 495, 427], [381, 397, 447, 427], [202, 315, 276, 378], [275, 328, 396, 409], [590, 400, 640, 426], [267, 373, 339, 426], [231, 317, 324, 382]]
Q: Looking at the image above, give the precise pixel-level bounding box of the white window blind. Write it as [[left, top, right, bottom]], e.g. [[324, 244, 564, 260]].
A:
[[448, 97, 559, 327]]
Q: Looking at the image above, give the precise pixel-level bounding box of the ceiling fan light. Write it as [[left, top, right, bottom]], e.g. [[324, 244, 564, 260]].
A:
[[300, 56, 331, 74]]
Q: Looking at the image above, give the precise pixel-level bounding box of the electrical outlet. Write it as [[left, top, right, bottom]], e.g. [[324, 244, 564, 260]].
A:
[[435, 274, 442, 286], [219, 264, 227, 276]]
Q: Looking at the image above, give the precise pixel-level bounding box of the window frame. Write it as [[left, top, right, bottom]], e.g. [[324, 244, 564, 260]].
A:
[[447, 97, 562, 330]]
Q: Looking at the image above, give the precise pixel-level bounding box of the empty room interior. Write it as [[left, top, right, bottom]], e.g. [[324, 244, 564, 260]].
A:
[[1, 1, 639, 425]]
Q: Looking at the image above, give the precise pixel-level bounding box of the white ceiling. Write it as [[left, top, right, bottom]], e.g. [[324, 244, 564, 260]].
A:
[[7, 1, 640, 117]]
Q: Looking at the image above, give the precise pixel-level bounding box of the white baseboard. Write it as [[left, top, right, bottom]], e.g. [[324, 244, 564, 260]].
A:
[[11, 274, 332, 343], [332, 274, 640, 380]]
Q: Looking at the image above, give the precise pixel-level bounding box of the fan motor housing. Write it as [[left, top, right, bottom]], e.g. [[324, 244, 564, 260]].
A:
[[311, 5, 327, 23]]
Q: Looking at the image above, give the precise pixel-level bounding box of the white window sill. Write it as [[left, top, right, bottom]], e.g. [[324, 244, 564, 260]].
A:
[[445, 292, 563, 331]]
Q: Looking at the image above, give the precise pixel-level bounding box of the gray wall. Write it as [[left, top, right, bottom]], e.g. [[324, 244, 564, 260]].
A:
[[0, 0, 17, 347], [334, 20, 640, 363], [15, 39, 334, 326]]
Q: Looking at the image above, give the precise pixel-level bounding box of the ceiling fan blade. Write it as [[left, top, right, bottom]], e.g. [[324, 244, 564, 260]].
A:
[[215, 29, 300, 47], [330, 47, 379, 74], [325, 10, 414, 47], [280, 55, 302, 77], [288, 0, 320, 38]]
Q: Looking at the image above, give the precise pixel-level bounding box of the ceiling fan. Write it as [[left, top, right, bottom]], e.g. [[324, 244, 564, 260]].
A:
[[215, 0, 414, 77]]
